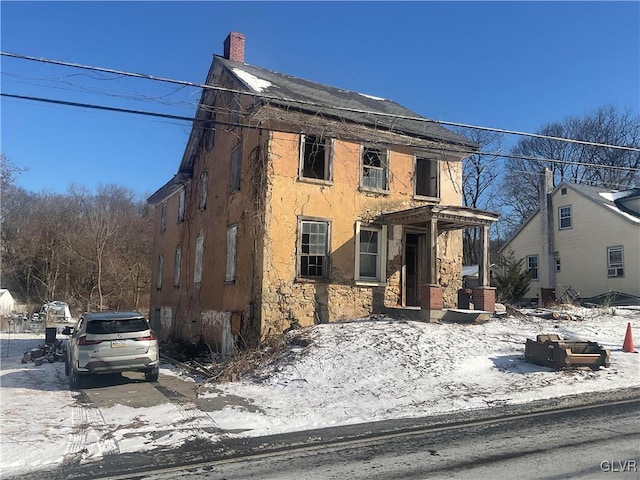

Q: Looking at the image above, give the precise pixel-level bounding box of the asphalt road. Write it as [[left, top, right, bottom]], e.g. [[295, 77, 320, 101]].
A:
[[25, 392, 640, 480]]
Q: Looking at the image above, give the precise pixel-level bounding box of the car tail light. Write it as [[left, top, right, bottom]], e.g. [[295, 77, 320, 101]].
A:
[[78, 336, 102, 346], [135, 331, 157, 341]]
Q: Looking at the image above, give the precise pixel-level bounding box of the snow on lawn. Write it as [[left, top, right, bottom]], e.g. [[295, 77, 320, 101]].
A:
[[0, 307, 639, 476], [206, 307, 640, 436]]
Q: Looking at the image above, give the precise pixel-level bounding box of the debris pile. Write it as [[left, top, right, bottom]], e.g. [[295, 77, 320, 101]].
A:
[[21, 340, 66, 366]]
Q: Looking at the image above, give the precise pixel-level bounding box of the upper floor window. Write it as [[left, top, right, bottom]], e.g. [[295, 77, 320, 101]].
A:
[[198, 170, 208, 210], [298, 219, 330, 279], [527, 255, 538, 280], [160, 203, 167, 233], [174, 246, 182, 288], [361, 146, 389, 192], [194, 235, 204, 284], [607, 246, 624, 277], [354, 222, 388, 283], [415, 157, 439, 198], [230, 145, 242, 192], [156, 254, 164, 290], [559, 205, 572, 230], [178, 189, 185, 223], [226, 224, 238, 283], [299, 135, 332, 182]]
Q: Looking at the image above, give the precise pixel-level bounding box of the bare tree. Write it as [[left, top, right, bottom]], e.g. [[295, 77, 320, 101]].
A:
[[454, 129, 504, 265], [500, 105, 640, 233]]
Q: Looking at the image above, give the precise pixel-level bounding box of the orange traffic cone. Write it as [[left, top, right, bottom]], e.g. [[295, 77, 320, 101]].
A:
[[622, 322, 636, 353]]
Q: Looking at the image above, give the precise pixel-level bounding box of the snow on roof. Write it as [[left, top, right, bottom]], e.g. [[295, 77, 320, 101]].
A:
[[603, 202, 640, 223], [358, 92, 385, 101], [599, 191, 631, 201], [231, 68, 273, 93]]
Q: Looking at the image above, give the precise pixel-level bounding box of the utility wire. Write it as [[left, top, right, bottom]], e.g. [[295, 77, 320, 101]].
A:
[[3, 51, 639, 153], [4, 92, 638, 175]]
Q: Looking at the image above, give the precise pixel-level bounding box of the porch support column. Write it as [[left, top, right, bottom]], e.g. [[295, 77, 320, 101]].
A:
[[420, 218, 443, 318], [473, 224, 496, 313]]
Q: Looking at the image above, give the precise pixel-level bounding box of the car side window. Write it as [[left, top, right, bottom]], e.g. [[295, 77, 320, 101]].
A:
[[75, 317, 84, 335]]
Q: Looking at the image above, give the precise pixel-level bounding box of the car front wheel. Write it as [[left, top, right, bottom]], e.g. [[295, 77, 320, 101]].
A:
[[145, 366, 159, 382]]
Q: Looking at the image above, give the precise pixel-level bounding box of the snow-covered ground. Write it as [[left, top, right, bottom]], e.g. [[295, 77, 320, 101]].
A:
[[1, 306, 639, 477]]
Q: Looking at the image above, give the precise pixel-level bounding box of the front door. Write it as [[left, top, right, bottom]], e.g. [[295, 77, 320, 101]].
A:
[[405, 233, 420, 306]]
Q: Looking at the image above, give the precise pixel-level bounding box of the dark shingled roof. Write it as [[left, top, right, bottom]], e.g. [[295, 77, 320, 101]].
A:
[[217, 56, 477, 149]]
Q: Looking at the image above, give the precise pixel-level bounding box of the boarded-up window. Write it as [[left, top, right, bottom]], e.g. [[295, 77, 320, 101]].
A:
[[194, 235, 204, 283], [199, 171, 208, 210], [174, 246, 182, 288], [160, 203, 167, 233], [226, 225, 238, 282], [156, 254, 164, 290], [178, 189, 185, 223]]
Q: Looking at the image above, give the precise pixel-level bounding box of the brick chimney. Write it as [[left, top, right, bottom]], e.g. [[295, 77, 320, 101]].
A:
[[224, 32, 245, 63]]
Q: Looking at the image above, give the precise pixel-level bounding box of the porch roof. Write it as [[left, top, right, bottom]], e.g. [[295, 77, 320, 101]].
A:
[[381, 204, 499, 230]]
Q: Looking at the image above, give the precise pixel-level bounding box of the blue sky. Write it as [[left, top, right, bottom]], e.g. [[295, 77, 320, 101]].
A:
[[1, 1, 638, 199]]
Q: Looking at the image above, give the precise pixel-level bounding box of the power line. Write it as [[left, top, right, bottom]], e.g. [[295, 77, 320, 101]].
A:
[[3, 50, 639, 154], [3, 92, 639, 176]]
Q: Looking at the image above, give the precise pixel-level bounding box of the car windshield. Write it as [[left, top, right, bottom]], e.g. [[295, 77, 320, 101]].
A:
[[86, 318, 149, 334]]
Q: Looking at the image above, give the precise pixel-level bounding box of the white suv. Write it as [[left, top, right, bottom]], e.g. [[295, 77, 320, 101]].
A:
[[63, 311, 159, 389]]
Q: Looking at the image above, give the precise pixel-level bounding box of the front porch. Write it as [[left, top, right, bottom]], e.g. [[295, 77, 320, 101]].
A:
[[382, 204, 499, 321]]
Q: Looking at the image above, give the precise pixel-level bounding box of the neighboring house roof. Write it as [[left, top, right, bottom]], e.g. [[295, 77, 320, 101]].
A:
[[149, 54, 477, 204], [499, 182, 640, 253]]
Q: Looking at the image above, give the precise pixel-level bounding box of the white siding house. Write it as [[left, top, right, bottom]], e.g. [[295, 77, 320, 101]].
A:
[[500, 182, 640, 303]]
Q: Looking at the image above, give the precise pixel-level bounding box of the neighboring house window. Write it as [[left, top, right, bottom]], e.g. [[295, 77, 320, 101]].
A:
[[555, 257, 561, 273], [361, 146, 388, 191], [607, 246, 624, 277], [230, 145, 242, 192], [561, 187, 567, 195], [174, 246, 182, 288], [298, 219, 330, 279], [527, 255, 539, 280], [194, 235, 204, 283], [354, 221, 388, 283], [178, 189, 185, 223], [299, 135, 332, 181], [415, 157, 439, 198], [226, 224, 238, 283], [559, 205, 572, 230], [156, 254, 164, 290], [198, 170, 208, 209], [160, 203, 167, 233]]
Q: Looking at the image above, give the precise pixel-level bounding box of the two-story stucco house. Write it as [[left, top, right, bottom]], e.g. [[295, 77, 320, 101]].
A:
[[500, 172, 640, 305], [148, 33, 498, 353]]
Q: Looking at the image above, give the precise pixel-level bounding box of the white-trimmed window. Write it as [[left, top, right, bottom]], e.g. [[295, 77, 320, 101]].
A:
[[194, 235, 204, 283], [226, 224, 238, 283], [298, 219, 330, 279], [178, 189, 185, 223], [174, 246, 182, 288], [160, 203, 167, 233], [230, 145, 242, 192], [354, 222, 387, 283], [299, 135, 332, 182], [361, 146, 389, 191], [559, 205, 572, 230], [156, 254, 164, 290], [607, 246, 624, 277], [527, 255, 539, 280], [198, 170, 208, 210], [415, 157, 439, 198]]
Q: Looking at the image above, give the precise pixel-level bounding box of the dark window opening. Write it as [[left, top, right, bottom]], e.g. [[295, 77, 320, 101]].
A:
[[416, 158, 438, 197], [302, 135, 329, 180]]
